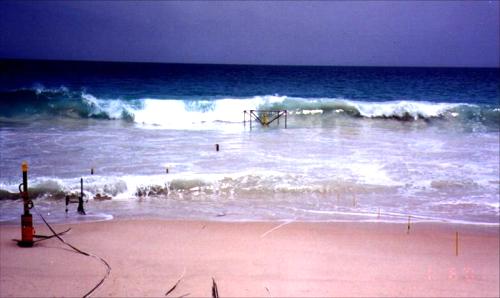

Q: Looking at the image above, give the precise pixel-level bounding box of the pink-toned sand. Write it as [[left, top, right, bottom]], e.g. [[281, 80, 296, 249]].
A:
[[0, 219, 498, 297]]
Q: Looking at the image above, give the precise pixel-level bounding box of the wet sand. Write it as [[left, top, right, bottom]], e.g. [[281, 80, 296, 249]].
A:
[[1, 219, 498, 297]]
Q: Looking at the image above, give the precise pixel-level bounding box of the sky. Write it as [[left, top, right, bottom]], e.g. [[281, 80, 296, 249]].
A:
[[0, 1, 498, 67]]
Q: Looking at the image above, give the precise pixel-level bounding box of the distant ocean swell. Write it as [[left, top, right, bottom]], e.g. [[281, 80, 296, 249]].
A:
[[1, 86, 498, 127]]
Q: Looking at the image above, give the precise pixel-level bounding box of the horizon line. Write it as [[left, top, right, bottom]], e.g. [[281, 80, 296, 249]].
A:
[[1, 57, 499, 70]]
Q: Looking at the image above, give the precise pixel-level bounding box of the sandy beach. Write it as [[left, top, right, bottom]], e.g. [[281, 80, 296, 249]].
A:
[[0, 219, 498, 297], [1, 2, 499, 297]]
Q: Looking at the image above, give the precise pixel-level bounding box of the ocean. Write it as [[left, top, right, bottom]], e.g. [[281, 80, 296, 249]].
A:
[[0, 60, 498, 225]]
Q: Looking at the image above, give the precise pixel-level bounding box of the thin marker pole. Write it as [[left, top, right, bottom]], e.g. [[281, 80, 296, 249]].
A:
[[455, 231, 459, 256], [78, 178, 85, 215], [407, 215, 411, 234]]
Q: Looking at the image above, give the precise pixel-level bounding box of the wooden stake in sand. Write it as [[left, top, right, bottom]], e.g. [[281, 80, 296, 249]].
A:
[[165, 268, 185, 296], [407, 215, 411, 234], [265, 286, 272, 297], [211, 278, 219, 298], [455, 231, 459, 256]]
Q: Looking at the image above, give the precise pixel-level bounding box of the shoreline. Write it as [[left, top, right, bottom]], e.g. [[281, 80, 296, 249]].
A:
[[2, 216, 500, 227], [2, 214, 499, 228], [2, 198, 498, 227], [1, 219, 498, 297]]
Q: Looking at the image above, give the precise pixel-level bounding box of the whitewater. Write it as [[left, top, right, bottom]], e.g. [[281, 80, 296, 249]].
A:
[[1, 61, 498, 225]]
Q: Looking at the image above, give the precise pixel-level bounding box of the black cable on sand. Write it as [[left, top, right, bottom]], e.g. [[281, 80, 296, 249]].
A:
[[34, 207, 111, 298]]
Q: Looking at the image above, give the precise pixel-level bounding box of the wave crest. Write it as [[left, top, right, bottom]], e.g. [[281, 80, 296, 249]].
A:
[[0, 86, 498, 128], [0, 173, 389, 201], [0, 86, 135, 120]]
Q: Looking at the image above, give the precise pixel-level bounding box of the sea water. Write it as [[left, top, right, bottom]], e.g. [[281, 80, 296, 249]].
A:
[[0, 60, 498, 225]]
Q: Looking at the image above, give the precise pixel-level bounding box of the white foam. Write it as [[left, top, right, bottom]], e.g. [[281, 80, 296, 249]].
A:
[[82, 93, 134, 119], [71, 93, 479, 129], [127, 97, 473, 129], [298, 109, 323, 115], [347, 100, 463, 119], [131, 96, 285, 129], [349, 163, 401, 186]]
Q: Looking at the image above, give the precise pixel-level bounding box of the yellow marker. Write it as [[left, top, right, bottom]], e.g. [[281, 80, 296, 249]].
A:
[[262, 113, 269, 126], [22, 162, 28, 172]]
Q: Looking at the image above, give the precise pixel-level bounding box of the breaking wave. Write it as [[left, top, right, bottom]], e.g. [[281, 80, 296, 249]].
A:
[[0, 172, 392, 201], [0, 86, 498, 128], [0, 86, 136, 120], [1, 173, 497, 225]]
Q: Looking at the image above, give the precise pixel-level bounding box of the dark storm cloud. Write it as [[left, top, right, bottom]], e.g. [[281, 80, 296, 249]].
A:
[[0, 1, 498, 67]]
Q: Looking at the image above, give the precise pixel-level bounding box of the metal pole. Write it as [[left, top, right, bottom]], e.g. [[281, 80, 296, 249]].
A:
[[65, 195, 69, 213], [78, 178, 85, 215], [22, 163, 29, 215]]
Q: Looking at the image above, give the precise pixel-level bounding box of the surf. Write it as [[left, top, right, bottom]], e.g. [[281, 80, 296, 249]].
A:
[[1, 86, 498, 129]]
